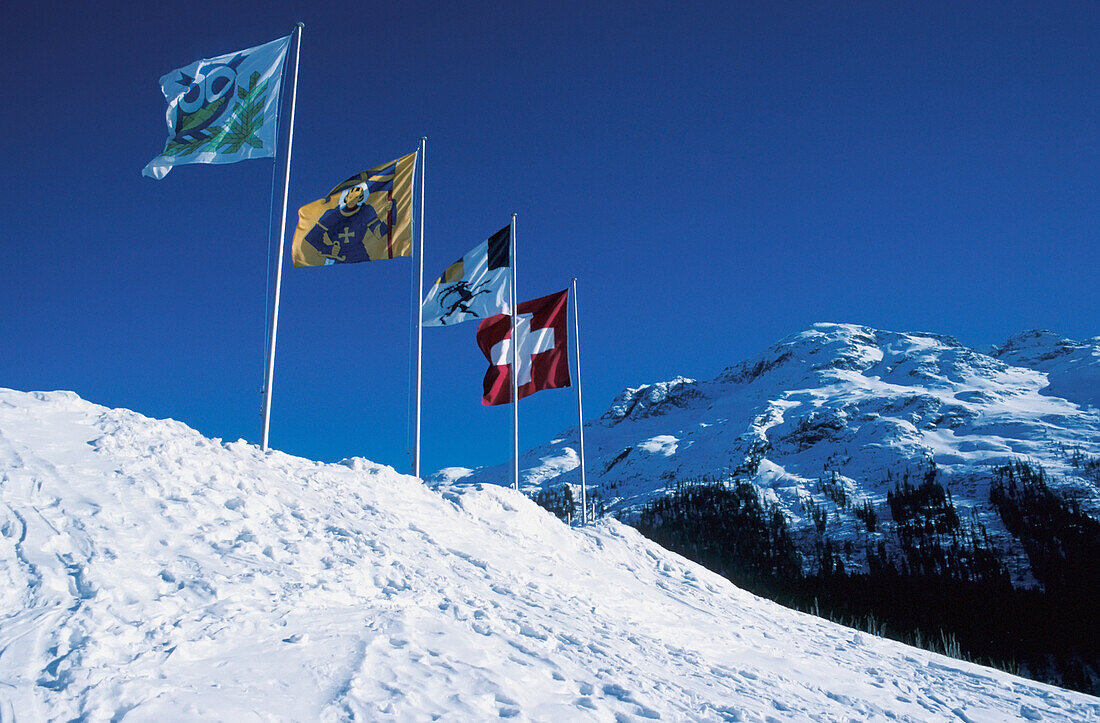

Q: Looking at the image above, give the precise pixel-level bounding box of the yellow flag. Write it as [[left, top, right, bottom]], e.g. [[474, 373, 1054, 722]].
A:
[[292, 151, 416, 266]]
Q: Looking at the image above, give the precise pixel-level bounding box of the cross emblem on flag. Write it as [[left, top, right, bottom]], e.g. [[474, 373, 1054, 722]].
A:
[[476, 290, 571, 405], [489, 314, 555, 385]]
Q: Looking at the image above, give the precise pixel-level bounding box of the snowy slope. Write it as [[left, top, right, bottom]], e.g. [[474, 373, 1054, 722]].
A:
[[448, 324, 1100, 579], [2, 389, 1097, 720], [991, 330, 1100, 412]]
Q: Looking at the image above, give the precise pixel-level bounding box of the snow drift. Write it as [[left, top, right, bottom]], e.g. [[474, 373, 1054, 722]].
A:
[[1, 388, 1097, 720]]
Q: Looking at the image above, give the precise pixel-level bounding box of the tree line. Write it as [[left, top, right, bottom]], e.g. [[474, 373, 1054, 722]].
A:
[[591, 460, 1100, 695]]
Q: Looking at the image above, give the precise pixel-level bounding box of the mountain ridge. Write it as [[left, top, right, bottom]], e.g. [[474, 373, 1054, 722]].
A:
[[443, 323, 1100, 583]]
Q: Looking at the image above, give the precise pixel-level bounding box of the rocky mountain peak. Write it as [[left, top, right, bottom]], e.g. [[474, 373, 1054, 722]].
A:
[[601, 376, 701, 424], [991, 330, 1100, 411], [453, 322, 1100, 586]]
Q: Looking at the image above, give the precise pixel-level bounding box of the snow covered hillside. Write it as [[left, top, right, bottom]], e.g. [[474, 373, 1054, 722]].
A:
[[2, 389, 1097, 720], [447, 323, 1100, 580], [991, 329, 1100, 413]]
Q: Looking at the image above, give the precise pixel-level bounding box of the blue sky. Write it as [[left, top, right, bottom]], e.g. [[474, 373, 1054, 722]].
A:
[[2, 1, 1098, 476]]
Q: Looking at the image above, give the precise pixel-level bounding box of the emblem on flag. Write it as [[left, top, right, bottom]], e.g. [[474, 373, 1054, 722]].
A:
[[292, 153, 418, 266], [422, 225, 511, 326], [477, 290, 571, 406], [143, 34, 292, 180]]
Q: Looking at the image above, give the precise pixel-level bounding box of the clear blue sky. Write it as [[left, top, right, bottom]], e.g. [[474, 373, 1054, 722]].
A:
[[2, 1, 1098, 475]]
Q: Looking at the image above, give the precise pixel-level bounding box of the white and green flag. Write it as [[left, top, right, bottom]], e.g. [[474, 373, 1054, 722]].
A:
[[143, 34, 291, 180]]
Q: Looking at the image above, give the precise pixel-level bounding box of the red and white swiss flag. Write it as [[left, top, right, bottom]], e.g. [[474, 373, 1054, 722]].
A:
[[476, 289, 571, 406]]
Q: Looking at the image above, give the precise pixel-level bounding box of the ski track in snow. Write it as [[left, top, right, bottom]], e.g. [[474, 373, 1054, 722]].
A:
[[0, 389, 1098, 720]]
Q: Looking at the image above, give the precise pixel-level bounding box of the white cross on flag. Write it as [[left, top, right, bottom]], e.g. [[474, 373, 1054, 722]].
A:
[[476, 290, 571, 405]]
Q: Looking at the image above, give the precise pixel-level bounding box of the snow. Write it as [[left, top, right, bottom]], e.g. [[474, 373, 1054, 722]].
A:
[[992, 330, 1100, 412], [2, 387, 1097, 719], [429, 466, 475, 485], [456, 323, 1100, 582], [637, 435, 679, 457], [520, 447, 580, 487]]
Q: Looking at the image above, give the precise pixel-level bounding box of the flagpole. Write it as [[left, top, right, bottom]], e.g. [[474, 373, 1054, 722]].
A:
[[413, 136, 426, 478], [571, 277, 588, 523], [509, 213, 519, 491], [261, 22, 303, 452]]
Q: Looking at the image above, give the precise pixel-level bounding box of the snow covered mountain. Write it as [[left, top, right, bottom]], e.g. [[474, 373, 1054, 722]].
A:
[[991, 329, 1100, 413], [3, 388, 1098, 719], [446, 323, 1100, 581]]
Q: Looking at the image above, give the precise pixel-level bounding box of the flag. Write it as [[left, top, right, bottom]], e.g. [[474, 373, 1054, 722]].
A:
[[291, 153, 417, 266], [422, 225, 511, 326], [144, 35, 292, 180], [477, 290, 570, 406]]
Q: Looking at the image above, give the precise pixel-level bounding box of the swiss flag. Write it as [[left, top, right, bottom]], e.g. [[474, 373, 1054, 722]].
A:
[[476, 289, 571, 406]]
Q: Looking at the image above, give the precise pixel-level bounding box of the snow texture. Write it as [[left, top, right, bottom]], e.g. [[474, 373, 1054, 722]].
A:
[[991, 329, 1100, 413], [2, 387, 1097, 719]]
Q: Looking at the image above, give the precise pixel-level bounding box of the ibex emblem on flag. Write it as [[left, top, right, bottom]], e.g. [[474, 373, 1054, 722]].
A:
[[438, 280, 493, 324]]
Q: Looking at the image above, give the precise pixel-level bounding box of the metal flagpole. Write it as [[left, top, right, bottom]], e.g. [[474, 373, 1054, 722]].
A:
[[413, 137, 426, 478], [571, 277, 588, 523], [261, 22, 304, 452], [509, 213, 519, 491]]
